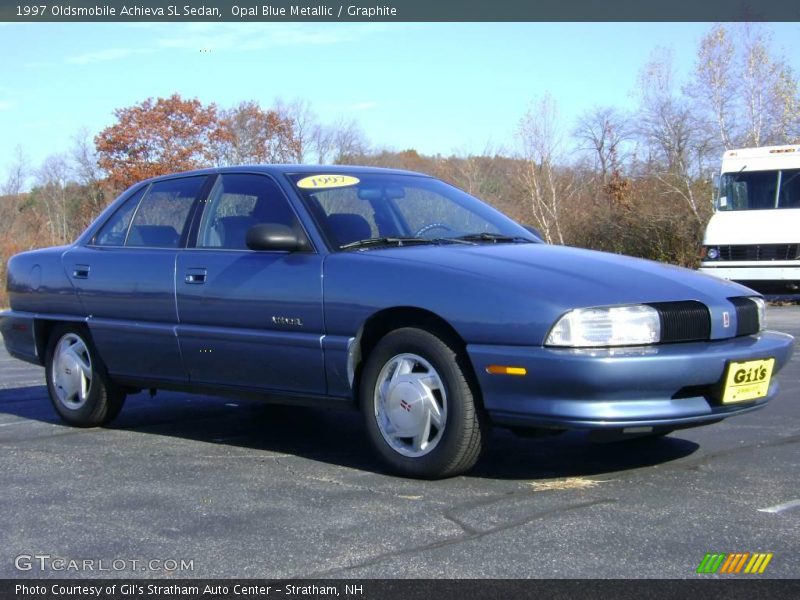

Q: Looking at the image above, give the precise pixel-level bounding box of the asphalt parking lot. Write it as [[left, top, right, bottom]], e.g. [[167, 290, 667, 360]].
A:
[[1, 307, 798, 579]]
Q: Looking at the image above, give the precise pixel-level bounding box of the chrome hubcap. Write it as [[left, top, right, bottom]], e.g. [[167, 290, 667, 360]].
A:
[[374, 353, 447, 458], [51, 333, 92, 410]]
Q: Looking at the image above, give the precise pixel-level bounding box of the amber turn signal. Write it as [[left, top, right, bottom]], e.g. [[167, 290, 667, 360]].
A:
[[486, 365, 527, 376]]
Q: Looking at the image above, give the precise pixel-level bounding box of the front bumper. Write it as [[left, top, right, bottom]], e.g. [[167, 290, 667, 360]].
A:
[[468, 331, 794, 430], [699, 263, 800, 282]]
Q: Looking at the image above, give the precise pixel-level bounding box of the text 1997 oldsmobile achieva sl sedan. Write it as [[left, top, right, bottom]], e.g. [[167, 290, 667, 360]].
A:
[[1, 166, 795, 478]]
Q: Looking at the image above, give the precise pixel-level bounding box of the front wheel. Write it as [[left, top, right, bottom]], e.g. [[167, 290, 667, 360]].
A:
[[45, 325, 126, 427], [360, 327, 488, 479]]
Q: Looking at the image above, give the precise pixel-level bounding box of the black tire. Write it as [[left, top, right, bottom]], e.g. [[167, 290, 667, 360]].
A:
[[359, 327, 488, 479], [44, 324, 126, 427]]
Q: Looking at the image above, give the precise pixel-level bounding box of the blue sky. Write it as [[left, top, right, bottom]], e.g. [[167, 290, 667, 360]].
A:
[[2, 22, 800, 184]]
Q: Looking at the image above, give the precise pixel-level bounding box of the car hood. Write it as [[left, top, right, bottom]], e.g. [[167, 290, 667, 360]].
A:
[[324, 242, 759, 345], [366, 242, 754, 307]]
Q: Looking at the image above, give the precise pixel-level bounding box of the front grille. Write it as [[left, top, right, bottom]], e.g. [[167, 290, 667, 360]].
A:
[[729, 297, 760, 336], [718, 244, 799, 261], [647, 301, 711, 343]]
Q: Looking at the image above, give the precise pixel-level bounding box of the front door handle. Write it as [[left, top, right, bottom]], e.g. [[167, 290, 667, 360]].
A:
[[184, 269, 207, 284], [72, 265, 90, 279]]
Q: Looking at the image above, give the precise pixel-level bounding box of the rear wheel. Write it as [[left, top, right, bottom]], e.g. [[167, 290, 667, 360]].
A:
[[45, 325, 126, 427], [360, 327, 488, 479]]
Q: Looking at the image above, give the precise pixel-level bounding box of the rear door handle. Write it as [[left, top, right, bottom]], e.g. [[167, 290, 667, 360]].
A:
[[184, 269, 207, 284], [72, 265, 90, 279]]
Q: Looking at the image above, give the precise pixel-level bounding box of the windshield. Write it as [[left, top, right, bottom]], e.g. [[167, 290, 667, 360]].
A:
[[717, 168, 800, 211], [287, 172, 538, 250]]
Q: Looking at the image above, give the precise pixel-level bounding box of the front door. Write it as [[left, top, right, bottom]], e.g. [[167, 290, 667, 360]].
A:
[[175, 173, 326, 395]]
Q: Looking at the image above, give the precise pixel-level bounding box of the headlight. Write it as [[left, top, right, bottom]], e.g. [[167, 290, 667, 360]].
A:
[[751, 297, 766, 330], [546, 305, 661, 347]]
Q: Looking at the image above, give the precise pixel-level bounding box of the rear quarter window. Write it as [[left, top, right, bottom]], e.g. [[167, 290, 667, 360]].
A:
[[93, 186, 148, 246]]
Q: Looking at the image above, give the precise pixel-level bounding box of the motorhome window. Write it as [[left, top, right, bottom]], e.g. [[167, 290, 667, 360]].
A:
[[718, 170, 783, 211], [778, 169, 800, 208]]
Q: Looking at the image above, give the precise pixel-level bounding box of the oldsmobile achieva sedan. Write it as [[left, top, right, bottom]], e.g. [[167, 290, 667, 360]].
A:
[[1, 166, 794, 478]]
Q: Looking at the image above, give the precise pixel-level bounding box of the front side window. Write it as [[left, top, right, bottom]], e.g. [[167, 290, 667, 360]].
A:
[[718, 169, 800, 211], [196, 174, 301, 250], [288, 172, 533, 249], [126, 176, 207, 247]]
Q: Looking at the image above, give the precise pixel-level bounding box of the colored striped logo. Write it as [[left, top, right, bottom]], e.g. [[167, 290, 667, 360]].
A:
[[696, 552, 773, 574]]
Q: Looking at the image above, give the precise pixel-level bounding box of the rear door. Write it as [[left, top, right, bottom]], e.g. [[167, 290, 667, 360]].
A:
[[66, 175, 210, 383], [175, 172, 326, 395]]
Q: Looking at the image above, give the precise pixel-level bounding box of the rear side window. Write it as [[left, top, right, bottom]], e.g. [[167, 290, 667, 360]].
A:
[[126, 177, 206, 248], [93, 186, 147, 246]]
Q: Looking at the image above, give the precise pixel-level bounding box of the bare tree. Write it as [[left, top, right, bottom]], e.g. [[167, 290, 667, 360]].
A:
[[742, 26, 774, 147], [315, 118, 369, 164], [772, 66, 800, 143], [688, 24, 737, 150], [740, 25, 800, 147], [0, 146, 30, 245], [688, 24, 800, 150], [275, 98, 318, 163], [2, 145, 29, 198], [36, 154, 72, 243], [517, 94, 577, 245], [637, 49, 695, 170], [574, 106, 631, 187], [636, 49, 711, 221], [71, 128, 105, 220], [457, 154, 487, 197], [448, 143, 501, 197]]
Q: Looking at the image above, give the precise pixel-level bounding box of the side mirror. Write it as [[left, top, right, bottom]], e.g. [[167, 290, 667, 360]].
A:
[[246, 223, 305, 252], [711, 172, 721, 207]]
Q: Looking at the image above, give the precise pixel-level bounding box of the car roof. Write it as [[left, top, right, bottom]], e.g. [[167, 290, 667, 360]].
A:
[[138, 164, 429, 185]]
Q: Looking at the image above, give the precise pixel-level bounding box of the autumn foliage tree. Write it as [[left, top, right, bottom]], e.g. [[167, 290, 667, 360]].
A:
[[215, 101, 299, 165], [95, 94, 223, 191]]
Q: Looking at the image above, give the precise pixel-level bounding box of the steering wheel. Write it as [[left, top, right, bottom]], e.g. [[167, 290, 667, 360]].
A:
[[414, 222, 452, 237]]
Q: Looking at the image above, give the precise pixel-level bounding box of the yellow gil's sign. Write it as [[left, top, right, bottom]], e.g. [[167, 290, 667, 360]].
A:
[[721, 358, 775, 404], [296, 174, 360, 190]]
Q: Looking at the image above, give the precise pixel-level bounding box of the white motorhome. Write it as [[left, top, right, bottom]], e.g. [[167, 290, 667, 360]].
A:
[[699, 145, 800, 293]]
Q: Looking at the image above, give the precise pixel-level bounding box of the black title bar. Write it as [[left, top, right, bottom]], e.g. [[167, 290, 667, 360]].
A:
[[2, 580, 800, 600], [1, 0, 800, 22]]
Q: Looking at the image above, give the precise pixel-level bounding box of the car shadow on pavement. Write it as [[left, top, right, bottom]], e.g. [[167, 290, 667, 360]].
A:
[[0, 386, 699, 481]]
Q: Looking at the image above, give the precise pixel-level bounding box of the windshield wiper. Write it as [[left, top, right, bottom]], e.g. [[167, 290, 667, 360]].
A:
[[340, 237, 437, 250], [340, 234, 523, 250], [452, 232, 535, 244]]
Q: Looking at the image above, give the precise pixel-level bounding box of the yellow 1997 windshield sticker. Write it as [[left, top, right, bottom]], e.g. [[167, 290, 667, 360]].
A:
[[296, 174, 360, 190]]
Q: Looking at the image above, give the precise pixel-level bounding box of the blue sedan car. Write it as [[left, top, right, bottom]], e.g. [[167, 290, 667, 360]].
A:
[[0, 166, 794, 478]]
